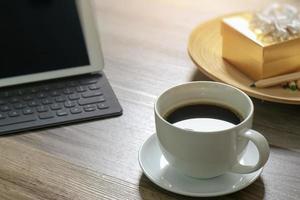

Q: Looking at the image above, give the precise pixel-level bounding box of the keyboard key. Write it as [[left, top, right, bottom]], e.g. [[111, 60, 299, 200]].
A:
[[8, 111, 20, 117], [28, 100, 39, 107], [82, 91, 103, 98], [0, 105, 11, 112], [1, 91, 11, 98], [37, 93, 47, 99], [98, 103, 109, 110], [23, 108, 34, 115], [57, 110, 68, 117], [0, 115, 36, 127], [37, 106, 48, 113], [0, 99, 5, 105], [29, 88, 38, 93], [10, 97, 20, 103], [50, 91, 60, 97], [55, 96, 66, 102], [80, 79, 98, 85], [78, 96, 105, 106], [89, 84, 100, 90], [14, 103, 26, 109], [16, 90, 25, 96], [50, 103, 62, 110], [84, 105, 96, 112], [23, 95, 34, 101], [76, 86, 87, 92], [63, 88, 74, 95], [65, 101, 76, 108], [70, 107, 82, 114], [69, 94, 80, 100], [42, 99, 53, 105], [0, 113, 6, 119], [39, 112, 54, 119]]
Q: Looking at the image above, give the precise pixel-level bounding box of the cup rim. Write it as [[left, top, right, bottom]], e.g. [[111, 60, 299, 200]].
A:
[[154, 81, 254, 134]]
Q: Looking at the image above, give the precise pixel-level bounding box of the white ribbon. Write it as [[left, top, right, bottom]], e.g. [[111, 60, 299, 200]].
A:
[[250, 3, 300, 42]]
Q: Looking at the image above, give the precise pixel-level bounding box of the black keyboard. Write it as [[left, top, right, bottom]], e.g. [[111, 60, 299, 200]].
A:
[[0, 73, 122, 135]]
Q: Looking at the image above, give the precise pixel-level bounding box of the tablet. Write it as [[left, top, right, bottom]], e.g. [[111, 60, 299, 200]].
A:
[[0, 0, 104, 88]]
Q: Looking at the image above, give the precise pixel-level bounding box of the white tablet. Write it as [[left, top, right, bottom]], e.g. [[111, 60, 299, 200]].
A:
[[0, 0, 104, 88]]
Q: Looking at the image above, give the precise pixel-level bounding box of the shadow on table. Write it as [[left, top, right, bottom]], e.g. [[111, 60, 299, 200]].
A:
[[138, 174, 265, 200], [190, 69, 212, 82]]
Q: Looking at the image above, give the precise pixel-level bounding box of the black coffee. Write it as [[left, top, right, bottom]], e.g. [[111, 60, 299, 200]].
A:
[[165, 103, 242, 132]]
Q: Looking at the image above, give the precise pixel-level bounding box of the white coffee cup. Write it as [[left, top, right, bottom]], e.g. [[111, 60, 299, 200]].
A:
[[155, 81, 270, 179]]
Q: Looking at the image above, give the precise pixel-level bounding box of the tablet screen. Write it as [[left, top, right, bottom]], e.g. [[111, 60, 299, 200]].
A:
[[0, 0, 90, 79]]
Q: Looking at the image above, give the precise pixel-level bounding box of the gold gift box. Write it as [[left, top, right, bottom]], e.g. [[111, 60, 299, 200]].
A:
[[221, 13, 300, 81]]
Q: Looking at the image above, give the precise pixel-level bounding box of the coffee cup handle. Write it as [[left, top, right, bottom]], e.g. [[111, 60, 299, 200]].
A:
[[231, 129, 270, 174]]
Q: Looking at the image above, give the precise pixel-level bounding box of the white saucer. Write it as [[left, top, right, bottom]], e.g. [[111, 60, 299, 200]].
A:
[[138, 134, 263, 197]]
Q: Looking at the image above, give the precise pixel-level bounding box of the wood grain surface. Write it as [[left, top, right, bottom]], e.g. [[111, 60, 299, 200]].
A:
[[1, 0, 300, 199]]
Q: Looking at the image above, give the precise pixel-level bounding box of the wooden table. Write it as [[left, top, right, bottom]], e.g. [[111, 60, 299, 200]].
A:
[[1, 0, 300, 199]]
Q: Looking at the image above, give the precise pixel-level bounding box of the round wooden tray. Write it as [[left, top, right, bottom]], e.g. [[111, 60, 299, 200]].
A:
[[188, 15, 300, 105]]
